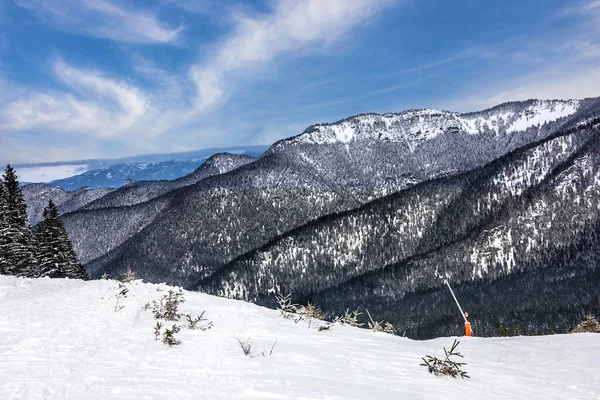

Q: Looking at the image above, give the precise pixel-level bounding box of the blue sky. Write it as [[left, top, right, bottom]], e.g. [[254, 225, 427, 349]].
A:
[[1, 0, 600, 164]]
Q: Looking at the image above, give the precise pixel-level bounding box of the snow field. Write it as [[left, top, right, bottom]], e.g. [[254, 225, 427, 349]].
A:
[[0, 276, 599, 400]]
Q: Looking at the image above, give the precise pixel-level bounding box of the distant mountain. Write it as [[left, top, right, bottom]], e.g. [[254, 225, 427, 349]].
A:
[[79, 153, 257, 210], [15, 145, 269, 189], [27, 97, 600, 338], [50, 159, 208, 190], [199, 116, 600, 338], [80, 98, 597, 293], [22, 184, 114, 225], [60, 153, 258, 264]]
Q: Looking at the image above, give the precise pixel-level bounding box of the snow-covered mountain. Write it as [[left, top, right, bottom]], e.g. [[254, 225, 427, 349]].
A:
[[21, 97, 600, 337], [290, 100, 580, 145], [57, 153, 257, 264], [84, 98, 598, 290], [16, 145, 269, 190], [22, 184, 114, 225], [201, 115, 600, 337], [79, 153, 257, 210], [1, 276, 598, 400], [49, 159, 224, 190]]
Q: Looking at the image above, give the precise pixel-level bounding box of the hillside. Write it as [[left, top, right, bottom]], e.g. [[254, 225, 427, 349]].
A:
[[22, 184, 114, 225], [83, 98, 599, 288], [1, 276, 599, 400], [199, 118, 600, 338]]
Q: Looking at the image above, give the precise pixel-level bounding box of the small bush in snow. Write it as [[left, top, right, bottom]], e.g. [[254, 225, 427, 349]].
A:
[[365, 309, 394, 334], [236, 337, 277, 358], [120, 265, 136, 283], [152, 289, 185, 321], [236, 337, 254, 356], [114, 283, 129, 312], [334, 308, 364, 328], [297, 302, 326, 320], [421, 340, 470, 379], [571, 312, 600, 333], [275, 292, 298, 319], [153, 322, 163, 340], [162, 324, 182, 347], [185, 312, 213, 331]]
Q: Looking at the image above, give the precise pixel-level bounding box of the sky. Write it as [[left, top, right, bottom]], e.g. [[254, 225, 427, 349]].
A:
[[1, 0, 600, 164]]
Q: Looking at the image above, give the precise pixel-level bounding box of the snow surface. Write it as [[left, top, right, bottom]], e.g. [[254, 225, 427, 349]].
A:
[[1, 276, 599, 400], [506, 100, 580, 134], [292, 100, 581, 146]]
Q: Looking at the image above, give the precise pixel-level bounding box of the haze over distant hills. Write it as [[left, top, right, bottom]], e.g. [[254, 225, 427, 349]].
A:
[[15, 145, 269, 189]]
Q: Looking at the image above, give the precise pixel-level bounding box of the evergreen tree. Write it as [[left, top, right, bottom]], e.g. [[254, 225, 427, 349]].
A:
[[34, 200, 88, 280], [0, 183, 10, 274], [1, 165, 33, 276]]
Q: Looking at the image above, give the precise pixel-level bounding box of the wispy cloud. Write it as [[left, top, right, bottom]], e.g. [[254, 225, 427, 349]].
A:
[[0, 59, 150, 137], [1, 0, 397, 162], [189, 0, 396, 111], [13, 0, 182, 44]]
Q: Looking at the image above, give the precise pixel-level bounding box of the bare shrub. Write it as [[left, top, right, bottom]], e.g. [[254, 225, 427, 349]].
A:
[[236, 337, 254, 356], [236, 337, 277, 358], [421, 340, 470, 379]]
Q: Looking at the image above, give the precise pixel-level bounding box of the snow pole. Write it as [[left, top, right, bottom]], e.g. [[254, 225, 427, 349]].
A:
[[444, 280, 473, 337]]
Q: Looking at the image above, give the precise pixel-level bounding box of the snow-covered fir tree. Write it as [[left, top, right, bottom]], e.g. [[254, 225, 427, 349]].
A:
[[34, 200, 88, 280], [0, 182, 11, 274], [1, 165, 33, 276]]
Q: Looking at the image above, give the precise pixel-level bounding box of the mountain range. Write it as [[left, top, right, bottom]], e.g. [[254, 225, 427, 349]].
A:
[[23, 97, 600, 338], [16, 145, 269, 190]]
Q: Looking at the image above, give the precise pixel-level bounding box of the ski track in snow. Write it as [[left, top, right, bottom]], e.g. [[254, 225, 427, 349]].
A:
[[0, 276, 599, 400]]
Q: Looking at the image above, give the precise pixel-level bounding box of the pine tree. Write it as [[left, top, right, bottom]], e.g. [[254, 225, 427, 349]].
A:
[[0, 183, 11, 274], [34, 200, 88, 280], [1, 165, 33, 276]]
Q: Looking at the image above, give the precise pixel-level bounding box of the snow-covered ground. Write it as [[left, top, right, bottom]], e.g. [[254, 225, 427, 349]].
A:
[[1, 276, 598, 400]]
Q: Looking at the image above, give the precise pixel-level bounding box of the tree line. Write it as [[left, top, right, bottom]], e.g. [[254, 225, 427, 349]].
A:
[[0, 165, 88, 279]]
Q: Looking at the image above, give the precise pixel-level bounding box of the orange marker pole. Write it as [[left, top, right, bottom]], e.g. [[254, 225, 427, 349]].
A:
[[445, 280, 474, 337], [464, 321, 473, 337]]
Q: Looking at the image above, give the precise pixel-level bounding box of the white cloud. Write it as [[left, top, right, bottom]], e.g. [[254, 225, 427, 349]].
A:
[[13, 0, 182, 44], [189, 0, 396, 111], [2, 0, 397, 163], [0, 60, 150, 137]]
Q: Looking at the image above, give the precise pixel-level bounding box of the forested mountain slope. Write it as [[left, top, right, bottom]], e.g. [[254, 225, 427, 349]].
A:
[[86, 98, 599, 293], [198, 118, 600, 338], [22, 184, 114, 225], [79, 153, 256, 210], [61, 153, 256, 263]]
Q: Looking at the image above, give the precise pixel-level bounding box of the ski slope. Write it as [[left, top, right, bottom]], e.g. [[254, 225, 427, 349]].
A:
[[0, 276, 598, 400]]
